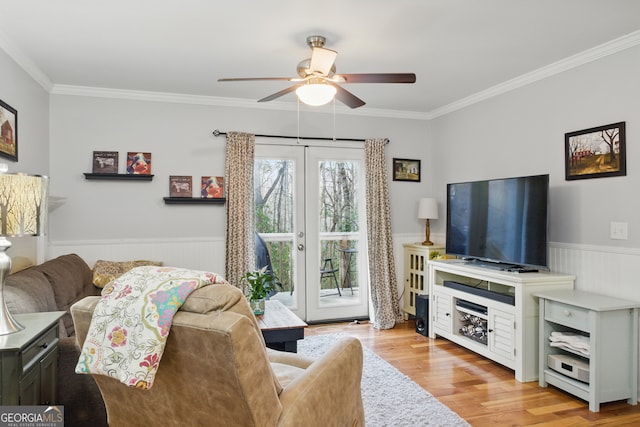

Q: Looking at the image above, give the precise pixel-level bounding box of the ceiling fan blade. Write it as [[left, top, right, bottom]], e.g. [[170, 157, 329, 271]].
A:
[[333, 73, 416, 84], [218, 77, 298, 82], [309, 47, 337, 76], [331, 84, 366, 109], [257, 84, 301, 103]]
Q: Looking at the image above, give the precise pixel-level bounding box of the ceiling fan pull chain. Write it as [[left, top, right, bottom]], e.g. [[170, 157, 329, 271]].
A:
[[297, 97, 301, 144], [333, 98, 336, 142]]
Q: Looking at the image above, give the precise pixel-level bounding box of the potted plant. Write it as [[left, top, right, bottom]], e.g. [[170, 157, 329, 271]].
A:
[[241, 266, 276, 315]]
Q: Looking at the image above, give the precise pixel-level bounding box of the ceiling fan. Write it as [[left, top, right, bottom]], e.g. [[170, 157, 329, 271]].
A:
[[218, 35, 416, 109]]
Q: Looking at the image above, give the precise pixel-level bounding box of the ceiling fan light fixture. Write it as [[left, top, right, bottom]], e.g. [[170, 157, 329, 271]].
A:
[[296, 82, 336, 106]]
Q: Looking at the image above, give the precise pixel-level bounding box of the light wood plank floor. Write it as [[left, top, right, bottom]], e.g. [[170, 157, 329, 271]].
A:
[[306, 320, 640, 426]]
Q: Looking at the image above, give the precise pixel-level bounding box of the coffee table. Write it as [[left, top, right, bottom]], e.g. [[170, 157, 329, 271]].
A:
[[257, 300, 307, 353]]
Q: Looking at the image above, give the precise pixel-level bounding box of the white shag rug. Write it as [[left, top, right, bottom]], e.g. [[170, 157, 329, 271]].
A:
[[297, 333, 470, 427]]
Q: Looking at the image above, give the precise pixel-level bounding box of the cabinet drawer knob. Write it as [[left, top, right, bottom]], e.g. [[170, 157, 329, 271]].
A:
[[563, 309, 572, 317], [40, 342, 48, 349]]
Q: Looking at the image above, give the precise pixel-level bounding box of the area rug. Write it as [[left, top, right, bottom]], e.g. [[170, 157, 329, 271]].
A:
[[298, 333, 470, 427]]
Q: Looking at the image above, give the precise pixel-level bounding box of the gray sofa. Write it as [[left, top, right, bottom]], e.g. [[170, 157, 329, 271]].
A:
[[5, 253, 108, 427]]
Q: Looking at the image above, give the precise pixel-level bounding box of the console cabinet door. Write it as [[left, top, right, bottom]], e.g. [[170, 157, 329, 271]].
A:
[[432, 290, 452, 334], [39, 347, 58, 405], [19, 366, 40, 405], [488, 308, 515, 362]]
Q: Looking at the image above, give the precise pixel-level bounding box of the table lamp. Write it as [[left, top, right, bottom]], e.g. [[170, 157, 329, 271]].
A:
[[0, 173, 48, 335], [418, 198, 438, 246]]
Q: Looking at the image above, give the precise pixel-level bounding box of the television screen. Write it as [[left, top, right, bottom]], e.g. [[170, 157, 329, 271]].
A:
[[446, 174, 549, 270]]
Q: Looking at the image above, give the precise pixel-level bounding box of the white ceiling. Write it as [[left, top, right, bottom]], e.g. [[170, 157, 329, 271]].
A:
[[1, 0, 640, 117]]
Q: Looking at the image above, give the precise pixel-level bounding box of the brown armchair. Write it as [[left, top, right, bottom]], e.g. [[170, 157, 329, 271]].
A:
[[71, 283, 365, 427]]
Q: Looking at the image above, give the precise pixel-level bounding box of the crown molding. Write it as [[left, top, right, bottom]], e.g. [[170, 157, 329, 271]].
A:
[[428, 30, 640, 119], [0, 29, 52, 92], [50, 84, 429, 120]]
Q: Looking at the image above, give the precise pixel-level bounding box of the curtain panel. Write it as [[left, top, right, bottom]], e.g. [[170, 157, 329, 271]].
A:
[[364, 138, 402, 329], [224, 132, 256, 288]]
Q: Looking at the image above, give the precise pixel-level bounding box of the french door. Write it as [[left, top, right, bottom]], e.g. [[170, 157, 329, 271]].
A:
[[254, 143, 369, 322]]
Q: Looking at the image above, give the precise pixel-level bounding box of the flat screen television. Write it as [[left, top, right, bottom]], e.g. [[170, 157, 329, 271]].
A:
[[445, 174, 549, 271]]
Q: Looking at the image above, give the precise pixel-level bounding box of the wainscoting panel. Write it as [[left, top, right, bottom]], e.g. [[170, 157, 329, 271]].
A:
[[549, 242, 640, 300], [48, 237, 227, 278]]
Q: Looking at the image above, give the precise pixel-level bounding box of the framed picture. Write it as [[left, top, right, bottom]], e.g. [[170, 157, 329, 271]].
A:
[[92, 151, 119, 174], [201, 176, 224, 198], [565, 122, 626, 180], [0, 99, 18, 161], [169, 175, 193, 197], [126, 152, 152, 175], [392, 158, 421, 182]]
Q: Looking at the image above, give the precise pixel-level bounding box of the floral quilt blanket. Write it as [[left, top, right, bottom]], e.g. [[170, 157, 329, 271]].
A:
[[75, 265, 228, 389]]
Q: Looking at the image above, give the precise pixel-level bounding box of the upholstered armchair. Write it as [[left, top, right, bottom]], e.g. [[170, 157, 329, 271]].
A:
[[71, 283, 365, 427]]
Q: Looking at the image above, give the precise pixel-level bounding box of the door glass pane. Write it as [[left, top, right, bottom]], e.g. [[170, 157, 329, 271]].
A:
[[254, 159, 296, 308], [318, 160, 361, 306]]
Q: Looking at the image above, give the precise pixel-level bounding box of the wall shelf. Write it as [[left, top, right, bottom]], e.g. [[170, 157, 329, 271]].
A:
[[84, 173, 154, 181], [163, 197, 226, 205]]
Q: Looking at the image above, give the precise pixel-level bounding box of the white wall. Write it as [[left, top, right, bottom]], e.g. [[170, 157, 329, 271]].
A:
[[48, 95, 429, 269], [430, 45, 640, 249], [0, 48, 50, 264], [429, 44, 640, 301], [0, 49, 49, 176]]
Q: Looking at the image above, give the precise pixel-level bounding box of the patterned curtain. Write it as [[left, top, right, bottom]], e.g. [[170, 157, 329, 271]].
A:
[[365, 138, 402, 329], [224, 132, 255, 288]]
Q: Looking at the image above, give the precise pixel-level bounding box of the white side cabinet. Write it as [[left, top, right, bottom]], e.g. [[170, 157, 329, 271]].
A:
[[535, 289, 639, 412], [402, 243, 444, 317], [428, 259, 575, 382]]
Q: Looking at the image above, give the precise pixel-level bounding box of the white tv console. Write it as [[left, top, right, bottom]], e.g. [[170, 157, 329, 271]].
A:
[[428, 259, 575, 382]]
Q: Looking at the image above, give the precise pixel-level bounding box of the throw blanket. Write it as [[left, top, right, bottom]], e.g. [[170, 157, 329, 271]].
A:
[[75, 266, 228, 389], [549, 331, 590, 356]]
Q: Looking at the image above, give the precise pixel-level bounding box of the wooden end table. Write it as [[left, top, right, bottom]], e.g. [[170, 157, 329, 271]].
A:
[[257, 300, 307, 353]]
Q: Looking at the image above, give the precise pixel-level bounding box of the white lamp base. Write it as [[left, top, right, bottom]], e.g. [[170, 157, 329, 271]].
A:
[[0, 237, 25, 335]]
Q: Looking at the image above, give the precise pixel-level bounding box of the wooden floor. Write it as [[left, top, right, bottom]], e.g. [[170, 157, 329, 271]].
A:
[[306, 320, 640, 426]]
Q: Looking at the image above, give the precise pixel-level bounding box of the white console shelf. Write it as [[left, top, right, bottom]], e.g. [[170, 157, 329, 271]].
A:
[[535, 289, 639, 412], [428, 259, 575, 382]]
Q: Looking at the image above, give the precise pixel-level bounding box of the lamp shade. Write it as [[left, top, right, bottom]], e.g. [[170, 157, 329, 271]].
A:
[[0, 173, 48, 237], [418, 198, 438, 220], [296, 82, 337, 106], [0, 173, 48, 335]]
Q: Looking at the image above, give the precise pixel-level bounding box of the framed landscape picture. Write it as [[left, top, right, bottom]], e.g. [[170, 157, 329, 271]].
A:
[[92, 151, 118, 174], [565, 122, 626, 180], [201, 176, 224, 198], [126, 152, 152, 175], [169, 175, 192, 197], [392, 158, 421, 182], [0, 99, 18, 161]]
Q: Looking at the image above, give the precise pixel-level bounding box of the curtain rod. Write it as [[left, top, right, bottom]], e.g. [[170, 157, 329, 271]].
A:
[[212, 129, 373, 143]]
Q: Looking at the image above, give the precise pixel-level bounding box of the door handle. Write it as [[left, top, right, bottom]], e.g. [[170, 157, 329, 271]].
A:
[[297, 244, 305, 251]]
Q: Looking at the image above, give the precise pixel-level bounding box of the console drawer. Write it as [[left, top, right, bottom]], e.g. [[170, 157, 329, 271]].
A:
[[21, 326, 58, 373], [544, 299, 590, 331]]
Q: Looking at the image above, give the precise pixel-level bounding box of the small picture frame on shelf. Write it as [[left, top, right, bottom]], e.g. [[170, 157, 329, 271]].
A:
[[0, 99, 18, 162], [92, 151, 119, 174], [126, 152, 152, 175], [169, 175, 192, 197], [201, 176, 224, 198]]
